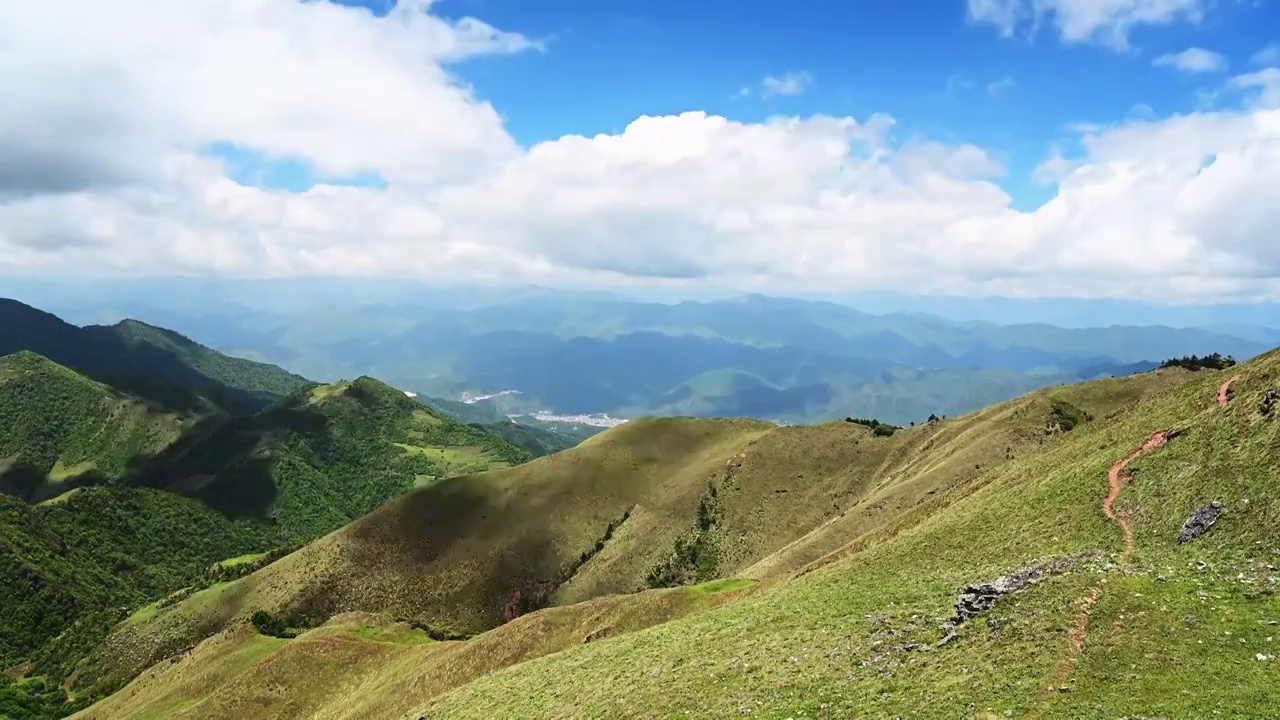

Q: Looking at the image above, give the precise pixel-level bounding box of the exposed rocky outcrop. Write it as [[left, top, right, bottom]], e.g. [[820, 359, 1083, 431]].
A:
[[938, 556, 1080, 646], [1260, 389, 1279, 417], [1177, 502, 1224, 544]]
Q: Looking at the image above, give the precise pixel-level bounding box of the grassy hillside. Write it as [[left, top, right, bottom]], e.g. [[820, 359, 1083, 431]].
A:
[[80, 416, 772, 686], [0, 488, 275, 683], [73, 583, 755, 720], [133, 376, 534, 545], [0, 352, 185, 501], [96, 319, 310, 403], [0, 352, 535, 716], [79, 365, 1216, 712], [420, 359, 1278, 718], [0, 299, 307, 415]]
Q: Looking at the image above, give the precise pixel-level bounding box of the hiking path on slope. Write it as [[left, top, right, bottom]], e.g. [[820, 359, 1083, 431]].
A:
[[1031, 373, 1229, 711], [1218, 375, 1240, 407]]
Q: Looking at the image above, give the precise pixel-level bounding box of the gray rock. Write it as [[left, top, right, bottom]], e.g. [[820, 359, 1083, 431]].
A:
[[936, 557, 1077, 646], [1261, 389, 1279, 417], [1178, 502, 1224, 544]]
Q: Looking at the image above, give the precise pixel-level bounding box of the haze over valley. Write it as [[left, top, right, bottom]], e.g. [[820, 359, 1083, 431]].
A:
[[7, 279, 1275, 429]]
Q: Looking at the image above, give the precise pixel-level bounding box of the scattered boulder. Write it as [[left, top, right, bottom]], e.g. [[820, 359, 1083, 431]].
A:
[[1260, 389, 1279, 417], [1177, 502, 1224, 544], [937, 557, 1078, 645]]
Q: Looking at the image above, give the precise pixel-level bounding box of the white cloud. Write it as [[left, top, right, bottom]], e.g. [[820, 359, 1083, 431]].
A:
[[4, 0, 1280, 303], [1230, 69, 1280, 109], [0, 0, 531, 195], [1032, 147, 1077, 185], [987, 76, 1017, 96], [761, 72, 815, 98], [1154, 47, 1228, 73], [966, 0, 1024, 37], [969, 0, 1210, 50], [1253, 43, 1280, 66]]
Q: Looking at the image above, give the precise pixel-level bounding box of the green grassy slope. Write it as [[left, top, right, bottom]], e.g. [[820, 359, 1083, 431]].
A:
[[98, 319, 310, 403], [0, 355, 534, 715], [0, 352, 185, 501], [133, 376, 532, 543], [74, 582, 756, 720], [0, 298, 307, 416], [81, 366, 1207, 712], [82, 417, 772, 687], [407, 360, 1277, 719], [744, 367, 1199, 580], [0, 488, 275, 684]]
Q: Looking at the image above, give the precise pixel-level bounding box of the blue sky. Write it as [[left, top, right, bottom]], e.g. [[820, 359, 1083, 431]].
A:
[[305, 0, 1280, 209]]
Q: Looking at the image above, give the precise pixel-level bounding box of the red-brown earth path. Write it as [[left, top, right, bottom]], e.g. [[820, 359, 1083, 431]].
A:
[[1218, 375, 1240, 407], [1034, 428, 1173, 709], [1103, 431, 1172, 563]]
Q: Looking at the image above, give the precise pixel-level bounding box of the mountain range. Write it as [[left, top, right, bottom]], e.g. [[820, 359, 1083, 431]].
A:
[[5, 282, 1271, 425]]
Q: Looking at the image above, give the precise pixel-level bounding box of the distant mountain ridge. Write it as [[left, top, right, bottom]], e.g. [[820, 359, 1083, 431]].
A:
[[7, 287, 1263, 426], [0, 298, 310, 415]]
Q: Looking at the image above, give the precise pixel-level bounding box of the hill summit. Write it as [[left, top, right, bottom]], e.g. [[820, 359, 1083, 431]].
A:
[[122, 373, 536, 544], [0, 299, 309, 415]]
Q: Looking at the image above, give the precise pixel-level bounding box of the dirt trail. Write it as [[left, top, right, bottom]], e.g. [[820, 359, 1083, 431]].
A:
[[1033, 430, 1171, 711], [1103, 431, 1171, 564], [1218, 375, 1240, 407]]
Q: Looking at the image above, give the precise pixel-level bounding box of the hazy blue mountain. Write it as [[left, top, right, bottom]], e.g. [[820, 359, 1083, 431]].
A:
[[15, 275, 1279, 331], [4, 281, 1269, 425]]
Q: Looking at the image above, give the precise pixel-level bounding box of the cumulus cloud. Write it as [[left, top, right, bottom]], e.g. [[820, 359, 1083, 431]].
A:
[[969, 0, 1210, 50], [1154, 47, 1228, 73], [761, 72, 815, 98], [3, 0, 1280, 303], [0, 0, 527, 196]]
